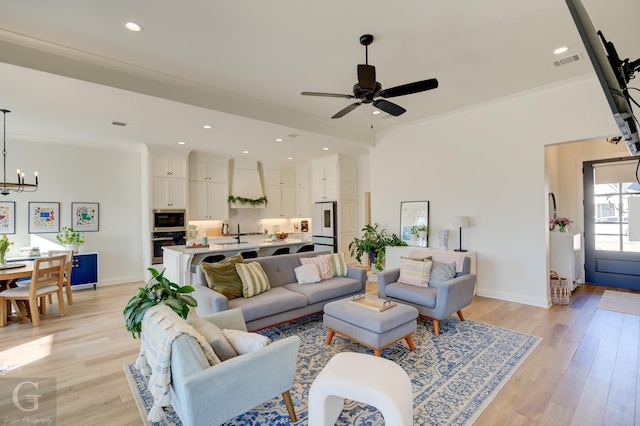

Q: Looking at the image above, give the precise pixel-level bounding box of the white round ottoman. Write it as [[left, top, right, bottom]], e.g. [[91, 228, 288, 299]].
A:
[[308, 352, 413, 426]]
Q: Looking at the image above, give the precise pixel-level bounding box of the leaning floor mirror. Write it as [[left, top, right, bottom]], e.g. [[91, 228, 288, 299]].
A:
[[400, 201, 429, 247]]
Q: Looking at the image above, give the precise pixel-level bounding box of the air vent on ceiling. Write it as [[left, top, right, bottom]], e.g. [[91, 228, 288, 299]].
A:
[[287, 133, 300, 138], [111, 120, 128, 127], [553, 53, 582, 67]]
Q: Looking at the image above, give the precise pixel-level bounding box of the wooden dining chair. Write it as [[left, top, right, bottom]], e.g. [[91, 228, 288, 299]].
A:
[[48, 250, 75, 305], [0, 255, 66, 327]]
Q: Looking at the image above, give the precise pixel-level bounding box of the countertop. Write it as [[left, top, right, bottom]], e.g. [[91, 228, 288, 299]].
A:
[[163, 238, 309, 256]]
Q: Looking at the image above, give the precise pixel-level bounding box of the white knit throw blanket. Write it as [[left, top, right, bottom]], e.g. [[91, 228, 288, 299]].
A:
[[135, 305, 219, 422]]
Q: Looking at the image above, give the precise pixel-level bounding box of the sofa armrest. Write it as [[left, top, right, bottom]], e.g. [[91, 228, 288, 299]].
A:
[[432, 273, 477, 319], [377, 268, 401, 298], [346, 266, 367, 290], [201, 308, 248, 332], [175, 335, 301, 426], [192, 283, 228, 316]]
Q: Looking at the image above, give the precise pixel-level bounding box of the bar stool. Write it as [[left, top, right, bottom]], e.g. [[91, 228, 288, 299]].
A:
[[297, 245, 314, 253], [272, 247, 290, 256], [241, 251, 258, 259], [190, 254, 226, 273]]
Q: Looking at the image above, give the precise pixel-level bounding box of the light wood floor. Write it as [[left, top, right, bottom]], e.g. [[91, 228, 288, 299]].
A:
[[0, 281, 637, 425]]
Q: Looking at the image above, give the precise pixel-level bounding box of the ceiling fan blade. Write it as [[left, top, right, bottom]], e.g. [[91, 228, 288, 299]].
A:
[[373, 99, 406, 116], [357, 64, 376, 91], [379, 78, 439, 98], [331, 102, 362, 119], [301, 92, 355, 99]]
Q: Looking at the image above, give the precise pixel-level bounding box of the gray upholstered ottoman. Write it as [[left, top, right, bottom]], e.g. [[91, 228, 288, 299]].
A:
[[323, 296, 419, 357]]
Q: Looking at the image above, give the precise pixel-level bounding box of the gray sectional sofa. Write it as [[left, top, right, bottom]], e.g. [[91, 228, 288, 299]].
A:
[[193, 250, 366, 331]]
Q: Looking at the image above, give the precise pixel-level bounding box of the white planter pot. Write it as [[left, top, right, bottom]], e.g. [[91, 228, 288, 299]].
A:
[[65, 244, 80, 252]]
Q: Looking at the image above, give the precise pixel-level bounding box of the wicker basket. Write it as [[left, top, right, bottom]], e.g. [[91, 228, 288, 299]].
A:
[[550, 270, 570, 305]]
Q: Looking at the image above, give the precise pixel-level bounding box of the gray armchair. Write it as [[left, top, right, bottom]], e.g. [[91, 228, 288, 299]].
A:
[[377, 256, 476, 337], [169, 308, 300, 426]]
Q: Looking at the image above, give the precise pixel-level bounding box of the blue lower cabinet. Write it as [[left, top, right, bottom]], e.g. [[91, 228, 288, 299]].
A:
[[71, 252, 98, 289]]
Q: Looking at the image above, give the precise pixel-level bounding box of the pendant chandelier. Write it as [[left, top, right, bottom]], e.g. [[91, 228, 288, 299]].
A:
[[1, 109, 38, 196]]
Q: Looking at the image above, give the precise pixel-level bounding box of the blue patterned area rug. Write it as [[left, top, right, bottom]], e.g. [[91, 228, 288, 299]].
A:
[[124, 314, 540, 426]]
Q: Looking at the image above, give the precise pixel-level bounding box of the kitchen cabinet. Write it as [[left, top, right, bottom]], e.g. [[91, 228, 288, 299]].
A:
[[295, 164, 310, 217], [188, 157, 229, 220], [312, 160, 338, 201], [263, 168, 295, 218], [151, 177, 187, 209], [70, 252, 98, 289], [189, 180, 228, 220], [150, 154, 187, 178]]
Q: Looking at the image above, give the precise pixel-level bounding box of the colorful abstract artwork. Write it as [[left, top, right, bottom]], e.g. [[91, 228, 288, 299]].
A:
[[72, 202, 99, 232], [0, 202, 15, 234], [29, 202, 60, 233]]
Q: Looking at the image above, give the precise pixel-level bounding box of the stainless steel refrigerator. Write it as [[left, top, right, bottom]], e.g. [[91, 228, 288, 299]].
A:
[[312, 201, 337, 253]]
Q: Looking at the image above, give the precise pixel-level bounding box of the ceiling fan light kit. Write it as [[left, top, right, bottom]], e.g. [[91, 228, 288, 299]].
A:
[[301, 34, 438, 120]]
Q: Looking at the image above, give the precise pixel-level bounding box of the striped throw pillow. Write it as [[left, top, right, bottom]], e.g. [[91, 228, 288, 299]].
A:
[[398, 258, 433, 287], [236, 262, 271, 298], [300, 255, 333, 280], [329, 252, 349, 277]]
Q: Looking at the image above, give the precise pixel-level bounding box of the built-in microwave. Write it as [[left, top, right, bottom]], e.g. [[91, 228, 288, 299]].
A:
[[153, 209, 186, 232]]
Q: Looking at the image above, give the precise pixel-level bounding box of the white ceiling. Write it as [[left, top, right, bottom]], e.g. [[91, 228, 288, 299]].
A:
[[0, 0, 638, 165]]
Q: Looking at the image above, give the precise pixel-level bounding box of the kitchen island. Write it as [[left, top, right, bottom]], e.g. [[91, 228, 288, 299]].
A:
[[162, 238, 311, 285]]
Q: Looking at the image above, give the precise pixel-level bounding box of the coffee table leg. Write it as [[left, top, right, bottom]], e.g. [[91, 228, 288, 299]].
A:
[[405, 335, 416, 352], [326, 329, 335, 345]]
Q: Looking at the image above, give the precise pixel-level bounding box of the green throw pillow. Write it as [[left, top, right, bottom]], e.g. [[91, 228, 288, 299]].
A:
[[236, 262, 271, 298], [200, 254, 244, 299], [329, 252, 349, 277]]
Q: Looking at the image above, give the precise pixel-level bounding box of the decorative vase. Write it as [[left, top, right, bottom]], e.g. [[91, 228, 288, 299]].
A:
[[66, 244, 80, 252], [0, 249, 6, 266], [438, 230, 449, 250], [558, 225, 567, 232]]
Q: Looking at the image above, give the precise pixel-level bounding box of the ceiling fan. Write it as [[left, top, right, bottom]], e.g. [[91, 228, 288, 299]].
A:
[[301, 34, 438, 119]]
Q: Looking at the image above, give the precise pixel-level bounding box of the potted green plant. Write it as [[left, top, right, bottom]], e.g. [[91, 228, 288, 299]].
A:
[[56, 226, 85, 251], [410, 225, 429, 247], [349, 223, 407, 271], [123, 267, 197, 339]]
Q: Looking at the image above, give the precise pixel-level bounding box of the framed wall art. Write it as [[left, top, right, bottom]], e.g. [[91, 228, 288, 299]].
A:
[[28, 202, 60, 234], [0, 201, 16, 234], [400, 201, 430, 247], [72, 202, 99, 232]]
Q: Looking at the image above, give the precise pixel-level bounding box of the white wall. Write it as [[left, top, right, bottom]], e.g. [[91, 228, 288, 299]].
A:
[[371, 76, 619, 307], [6, 137, 144, 285]]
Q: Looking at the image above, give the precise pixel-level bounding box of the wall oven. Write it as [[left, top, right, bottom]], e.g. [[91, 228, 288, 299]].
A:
[[151, 231, 186, 264], [153, 209, 186, 232]]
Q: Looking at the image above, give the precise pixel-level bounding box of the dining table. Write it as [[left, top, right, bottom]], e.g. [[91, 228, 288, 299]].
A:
[[0, 260, 35, 323]]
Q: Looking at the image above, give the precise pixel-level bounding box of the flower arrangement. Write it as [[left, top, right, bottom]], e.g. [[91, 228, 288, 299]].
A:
[[0, 235, 13, 265], [550, 216, 573, 231]]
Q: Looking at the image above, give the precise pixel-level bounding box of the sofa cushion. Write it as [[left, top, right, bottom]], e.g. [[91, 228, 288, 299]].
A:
[[200, 254, 244, 300], [398, 257, 433, 287], [385, 282, 437, 309], [187, 316, 238, 361], [429, 260, 457, 287], [222, 328, 270, 355], [284, 276, 363, 304], [236, 262, 271, 298], [294, 264, 321, 284], [228, 287, 308, 322], [329, 252, 348, 277], [300, 255, 333, 280]]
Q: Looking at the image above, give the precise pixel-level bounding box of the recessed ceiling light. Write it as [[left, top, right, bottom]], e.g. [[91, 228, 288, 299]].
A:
[[178, 141, 186, 145], [287, 157, 293, 160], [372, 110, 381, 115], [203, 125, 212, 129], [323, 147, 329, 151], [242, 150, 249, 154], [275, 138, 283, 142], [554, 46, 569, 55], [124, 21, 143, 32]]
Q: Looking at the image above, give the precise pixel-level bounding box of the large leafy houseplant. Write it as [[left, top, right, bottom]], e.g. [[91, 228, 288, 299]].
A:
[[349, 223, 406, 271], [123, 267, 197, 339], [56, 226, 85, 246]]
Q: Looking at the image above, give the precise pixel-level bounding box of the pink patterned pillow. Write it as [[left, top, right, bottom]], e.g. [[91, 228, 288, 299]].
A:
[[300, 255, 333, 280]]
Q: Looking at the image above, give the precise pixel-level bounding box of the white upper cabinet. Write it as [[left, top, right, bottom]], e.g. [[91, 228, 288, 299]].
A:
[[150, 154, 187, 178]]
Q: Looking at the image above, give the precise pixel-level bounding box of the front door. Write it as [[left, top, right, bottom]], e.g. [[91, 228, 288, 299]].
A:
[[584, 158, 640, 289]]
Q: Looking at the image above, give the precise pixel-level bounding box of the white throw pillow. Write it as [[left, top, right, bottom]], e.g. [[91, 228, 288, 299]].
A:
[[294, 263, 321, 284], [222, 329, 270, 355], [187, 316, 238, 361]]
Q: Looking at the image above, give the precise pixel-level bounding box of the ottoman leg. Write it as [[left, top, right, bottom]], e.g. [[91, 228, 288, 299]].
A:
[[326, 329, 335, 345], [373, 348, 381, 357]]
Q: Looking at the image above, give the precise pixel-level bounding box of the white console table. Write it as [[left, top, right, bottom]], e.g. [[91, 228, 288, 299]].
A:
[[384, 246, 477, 276]]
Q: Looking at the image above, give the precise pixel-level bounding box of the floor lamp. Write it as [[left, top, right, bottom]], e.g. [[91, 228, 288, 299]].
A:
[[454, 216, 469, 252]]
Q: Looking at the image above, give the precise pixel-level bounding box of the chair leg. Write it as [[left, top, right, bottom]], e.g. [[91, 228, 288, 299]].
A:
[[433, 319, 440, 337], [0, 297, 6, 326], [47, 294, 53, 304], [282, 390, 297, 423], [457, 310, 465, 322], [57, 289, 66, 317], [65, 280, 73, 305], [39, 297, 47, 314], [29, 298, 40, 327]]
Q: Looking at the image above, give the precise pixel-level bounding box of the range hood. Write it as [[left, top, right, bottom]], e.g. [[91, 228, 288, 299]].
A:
[[229, 158, 265, 208]]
